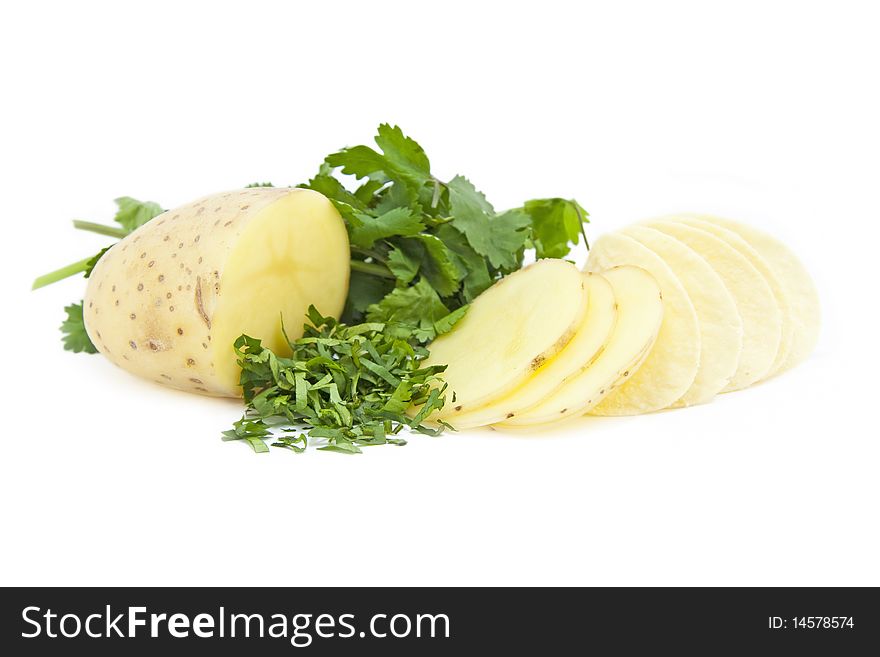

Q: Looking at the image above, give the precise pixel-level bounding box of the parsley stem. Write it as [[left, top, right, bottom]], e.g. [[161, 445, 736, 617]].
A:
[[350, 260, 395, 279], [32, 256, 93, 290], [72, 220, 128, 239]]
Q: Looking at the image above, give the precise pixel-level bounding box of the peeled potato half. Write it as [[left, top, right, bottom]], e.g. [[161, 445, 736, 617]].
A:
[[502, 266, 662, 426]]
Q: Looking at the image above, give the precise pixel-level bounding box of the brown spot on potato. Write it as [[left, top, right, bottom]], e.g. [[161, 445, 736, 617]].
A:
[[140, 252, 146, 258], [506, 413, 514, 419], [137, 283, 144, 291], [186, 358, 195, 366], [161, 374, 172, 380], [166, 292, 172, 299], [158, 274, 165, 282], [599, 389, 605, 394], [178, 285, 183, 291], [129, 341, 137, 350], [198, 256, 203, 264], [111, 285, 116, 292], [623, 370, 630, 377], [454, 405, 462, 411], [531, 355, 546, 369], [89, 301, 93, 308], [171, 253, 177, 259], [195, 387, 208, 393], [148, 340, 161, 351], [194, 235, 200, 243], [214, 219, 221, 226], [177, 328, 184, 335], [178, 242, 184, 249], [224, 221, 233, 227], [169, 306, 175, 312], [148, 260, 155, 268], [202, 342, 208, 349], [115, 300, 119, 306], [561, 408, 567, 414], [240, 204, 250, 210], [163, 235, 170, 241], [130, 313, 136, 320], [189, 378, 203, 384]]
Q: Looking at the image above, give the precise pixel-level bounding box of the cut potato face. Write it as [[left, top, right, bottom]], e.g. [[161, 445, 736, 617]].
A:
[[423, 259, 588, 418], [694, 215, 820, 373], [501, 266, 662, 426], [621, 225, 742, 405], [449, 272, 617, 429], [673, 215, 795, 376], [84, 188, 350, 397], [585, 234, 700, 415], [644, 219, 781, 391]]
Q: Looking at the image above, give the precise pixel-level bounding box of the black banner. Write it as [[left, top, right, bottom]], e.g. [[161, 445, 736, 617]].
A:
[[1, 587, 877, 654]]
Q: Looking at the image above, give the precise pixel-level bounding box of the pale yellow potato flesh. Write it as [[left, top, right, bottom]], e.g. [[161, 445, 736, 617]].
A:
[[644, 219, 781, 391], [695, 215, 820, 374], [84, 188, 350, 397], [673, 215, 795, 376], [621, 225, 742, 405], [448, 272, 617, 429], [424, 259, 588, 419], [586, 233, 700, 415], [501, 266, 662, 427]]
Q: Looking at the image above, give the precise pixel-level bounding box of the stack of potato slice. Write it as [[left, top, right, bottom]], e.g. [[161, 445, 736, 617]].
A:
[[421, 215, 820, 429]]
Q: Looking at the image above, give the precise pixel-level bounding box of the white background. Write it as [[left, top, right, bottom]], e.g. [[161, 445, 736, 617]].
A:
[[1, 0, 878, 586]]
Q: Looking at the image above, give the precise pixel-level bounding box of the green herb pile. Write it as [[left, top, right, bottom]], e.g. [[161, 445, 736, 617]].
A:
[[223, 306, 448, 454], [33, 124, 589, 454]]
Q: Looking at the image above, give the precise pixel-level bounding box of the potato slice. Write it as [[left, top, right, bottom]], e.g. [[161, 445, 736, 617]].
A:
[[424, 259, 588, 418], [501, 266, 662, 426], [84, 188, 350, 397], [695, 215, 820, 373], [673, 215, 795, 375], [449, 272, 617, 429], [585, 233, 700, 414], [620, 225, 742, 405], [644, 219, 781, 390]]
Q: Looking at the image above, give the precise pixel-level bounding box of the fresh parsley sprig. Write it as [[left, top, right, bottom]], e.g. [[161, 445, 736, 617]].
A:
[[223, 306, 450, 454], [33, 196, 165, 353], [301, 124, 589, 341]]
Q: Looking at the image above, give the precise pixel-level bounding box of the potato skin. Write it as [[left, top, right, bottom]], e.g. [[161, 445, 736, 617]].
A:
[[83, 187, 347, 396]]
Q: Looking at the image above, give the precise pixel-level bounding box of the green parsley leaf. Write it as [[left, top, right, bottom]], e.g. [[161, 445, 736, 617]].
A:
[[113, 196, 164, 233], [366, 278, 451, 341], [520, 198, 590, 258], [349, 207, 425, 248], [60, 302, 97, 354]]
